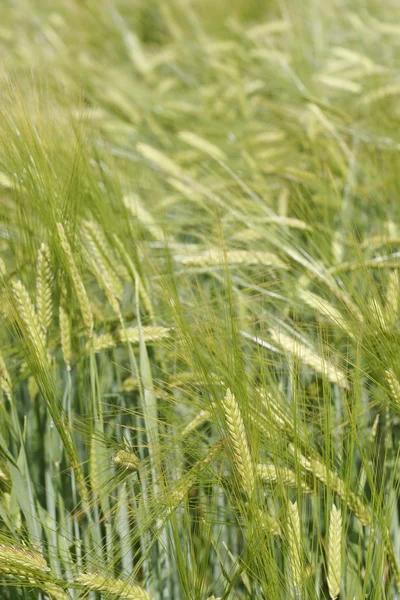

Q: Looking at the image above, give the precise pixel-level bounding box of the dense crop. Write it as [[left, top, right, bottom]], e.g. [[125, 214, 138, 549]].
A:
[[0, 1, 400, 598]]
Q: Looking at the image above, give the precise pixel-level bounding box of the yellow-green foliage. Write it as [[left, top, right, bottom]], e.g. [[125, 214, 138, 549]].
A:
[[0, 0, 399, 599]]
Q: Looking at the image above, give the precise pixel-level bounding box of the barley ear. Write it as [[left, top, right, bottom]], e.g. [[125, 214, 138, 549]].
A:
[[36, 242, 53, 337], [295, 449, 371, 525], [82, 220, 124, 298], [57, 222, 93, 336], [287, 501, 302, 592], [59, 285, 72, 370], [269, 328, 349, 389], [0, 351, 12, 401], [41, 583, 67, 600], [327, 504, 342, 599], [251, 504, 281, 536], [385, 369, 400, 410], [257, 463, 312, 492], [386, 269, 399, 325], [0, 257, 6, 277], [12, 279, 46, 361], [182, 409, 211, 437], [222, 388, 255, 496], [114, 449, 140, 472], [0, 543, 49, 574], [76, 573, 152, 600], [0, 545, 66, 597]]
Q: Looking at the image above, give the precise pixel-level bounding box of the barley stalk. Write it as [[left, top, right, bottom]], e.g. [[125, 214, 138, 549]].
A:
[[222, 388, 255, 496], [57, 222, 93, 335], [327, 505, 342, 599]]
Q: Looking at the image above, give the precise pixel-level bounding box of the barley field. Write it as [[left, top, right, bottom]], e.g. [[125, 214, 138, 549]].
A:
[[0, 1, 400, 598]]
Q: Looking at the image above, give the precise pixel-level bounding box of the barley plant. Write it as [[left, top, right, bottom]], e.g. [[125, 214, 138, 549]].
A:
[[0, 0, 399, 598]]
